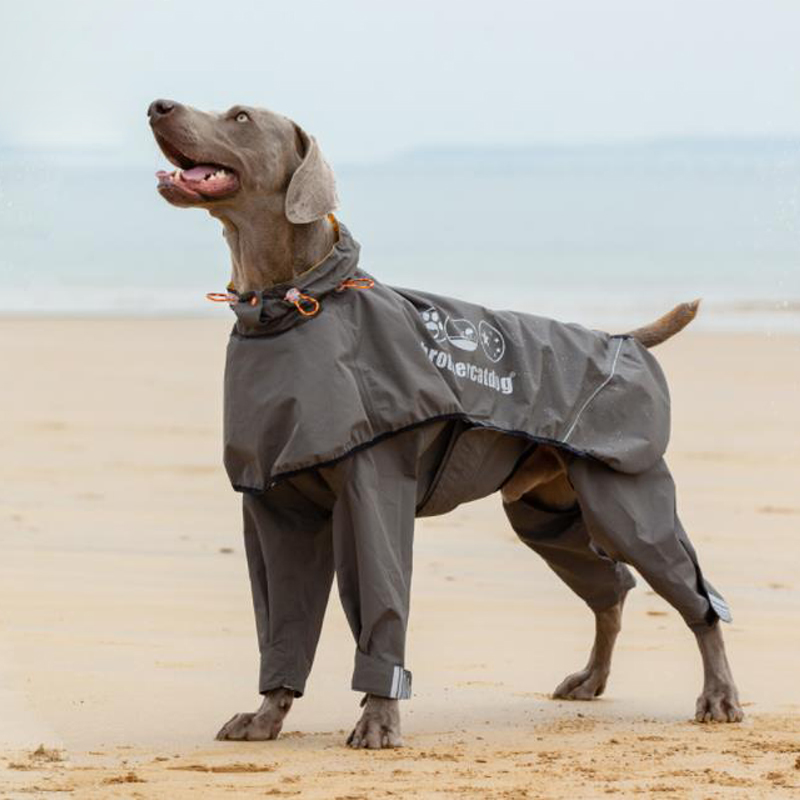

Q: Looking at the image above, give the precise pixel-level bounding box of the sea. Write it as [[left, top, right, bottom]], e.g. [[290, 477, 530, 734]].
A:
[[1, 139, 799, 331]]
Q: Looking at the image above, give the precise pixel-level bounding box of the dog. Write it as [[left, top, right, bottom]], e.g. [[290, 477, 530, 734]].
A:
[[148, 99, 742, 749]]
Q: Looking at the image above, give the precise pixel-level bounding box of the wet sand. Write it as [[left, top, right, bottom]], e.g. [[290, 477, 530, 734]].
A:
[[1, 319, 799, 798]]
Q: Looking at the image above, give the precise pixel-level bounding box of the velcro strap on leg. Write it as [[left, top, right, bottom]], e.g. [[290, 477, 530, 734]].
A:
[[389, 665, 412, 700], [352, 650, 413, 699], [705, 585, 733, 623]]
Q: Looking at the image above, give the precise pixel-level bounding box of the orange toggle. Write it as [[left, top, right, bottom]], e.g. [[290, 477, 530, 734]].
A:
[[336, 277, 375, 292], [206, 292, 236, 303], [206, 292, 258, 306], [284, 287, 320, 317]]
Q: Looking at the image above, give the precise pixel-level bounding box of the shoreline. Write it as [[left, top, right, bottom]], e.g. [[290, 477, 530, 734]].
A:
[[1, 302, 799, 333]]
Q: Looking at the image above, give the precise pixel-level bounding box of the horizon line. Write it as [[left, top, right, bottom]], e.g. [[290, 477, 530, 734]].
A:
[[1, 133, 798, 167]]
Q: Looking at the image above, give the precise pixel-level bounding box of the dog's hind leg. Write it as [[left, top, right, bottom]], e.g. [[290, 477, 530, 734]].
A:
[[552, 597, 626, 700], [694, 621, 743, 722], [567, 456, 743, 723], [504, 492, 635, 700]]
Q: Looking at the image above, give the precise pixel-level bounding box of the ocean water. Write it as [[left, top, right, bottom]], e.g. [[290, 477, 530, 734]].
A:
[[1, 140, 799, 331]]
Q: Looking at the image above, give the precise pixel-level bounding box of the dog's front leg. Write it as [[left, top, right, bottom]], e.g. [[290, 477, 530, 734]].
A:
[[347, 694, 402, 749], [324, 434, 423, 749], [216, 484, 335, 742], [216, 687, 295, 741], [694, 622, 743, 722]]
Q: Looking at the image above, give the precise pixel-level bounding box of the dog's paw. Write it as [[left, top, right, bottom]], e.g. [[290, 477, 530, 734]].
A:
[[215, 688, 294, 741], [216, 712, 275, 741], [346, 695, 402, 749], [695, 683, 744, 723], [552, 667, 608, 700]]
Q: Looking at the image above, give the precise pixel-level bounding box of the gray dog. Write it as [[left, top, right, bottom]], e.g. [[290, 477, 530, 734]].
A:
[[148, 99, 742, 749]]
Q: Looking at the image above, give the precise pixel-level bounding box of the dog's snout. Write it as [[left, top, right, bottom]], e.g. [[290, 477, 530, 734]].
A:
[[148, 98, 177, 119]]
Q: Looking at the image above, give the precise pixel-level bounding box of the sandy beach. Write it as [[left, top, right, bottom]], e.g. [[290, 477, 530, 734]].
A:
[[1, 319, 799, 799]]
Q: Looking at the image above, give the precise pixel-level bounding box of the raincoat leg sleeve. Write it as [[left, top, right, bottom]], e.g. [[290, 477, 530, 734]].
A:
[[567, 456, 732, 630], [503, 497, 637, 611], [243, 482, 334, 697], [324, 437, 418, 700]]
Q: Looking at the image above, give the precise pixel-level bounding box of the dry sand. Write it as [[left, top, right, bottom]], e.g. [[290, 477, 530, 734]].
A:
[[0, 319, 798, 799]]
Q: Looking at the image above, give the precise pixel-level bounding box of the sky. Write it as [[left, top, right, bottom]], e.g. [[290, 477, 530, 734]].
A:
[[1, 0, 800, 163]]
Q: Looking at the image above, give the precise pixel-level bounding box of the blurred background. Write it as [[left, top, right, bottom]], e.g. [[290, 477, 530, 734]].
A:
[[1, 0, 800, 327]]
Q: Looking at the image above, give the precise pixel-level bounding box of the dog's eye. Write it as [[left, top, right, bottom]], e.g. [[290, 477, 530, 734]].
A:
[[235, 111, 249, 123]]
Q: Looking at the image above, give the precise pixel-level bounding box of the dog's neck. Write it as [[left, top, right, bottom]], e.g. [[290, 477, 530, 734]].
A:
[[210, 202, 336, 293]]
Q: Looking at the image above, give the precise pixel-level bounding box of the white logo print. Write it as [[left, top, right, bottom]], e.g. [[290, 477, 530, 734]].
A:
[[420, 306, 446, 342], [478, 320, 505, 363], [418, 303, 514, 395], [445, 317, 478, 352], [419, 304, 506, 361]]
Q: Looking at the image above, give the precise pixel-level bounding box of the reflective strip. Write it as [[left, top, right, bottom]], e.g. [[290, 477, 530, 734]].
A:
[[390, 666, 401, 698], [707, 589, 732, 623], [389, 666, 413, 699], [563, 337, 624, 443]]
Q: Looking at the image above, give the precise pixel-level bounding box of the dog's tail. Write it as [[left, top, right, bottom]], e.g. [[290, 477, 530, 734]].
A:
[[624, 299, 700, 349]]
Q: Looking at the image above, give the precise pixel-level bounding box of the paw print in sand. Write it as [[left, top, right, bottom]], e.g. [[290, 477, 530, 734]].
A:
[[479, 320, 506, 363], [420, 306, 446, 342]]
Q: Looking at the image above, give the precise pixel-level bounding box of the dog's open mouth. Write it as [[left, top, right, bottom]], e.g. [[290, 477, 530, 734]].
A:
[[154, 133, 239, 202]]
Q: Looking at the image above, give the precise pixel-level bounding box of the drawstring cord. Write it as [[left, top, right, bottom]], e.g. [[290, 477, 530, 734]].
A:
[[336, 277, 375, 291], [205, 292, 236, 303], [205, 277, 374, 317], [206, 291, 259, 307], [205, 213, 373, 317]]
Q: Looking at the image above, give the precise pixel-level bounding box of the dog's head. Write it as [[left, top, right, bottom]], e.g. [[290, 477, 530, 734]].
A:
[[147, 99, 337, 223]]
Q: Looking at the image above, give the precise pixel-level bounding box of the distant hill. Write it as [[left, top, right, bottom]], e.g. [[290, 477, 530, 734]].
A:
[[328, 137, 800, 174], [386, 137, 800, 165]]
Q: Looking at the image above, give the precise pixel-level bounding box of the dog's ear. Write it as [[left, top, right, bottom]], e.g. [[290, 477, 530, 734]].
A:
[[285, 124, 338, 224]]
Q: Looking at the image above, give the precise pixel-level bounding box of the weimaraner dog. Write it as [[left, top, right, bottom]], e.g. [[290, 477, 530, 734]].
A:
[[148, 99, 742, 749]]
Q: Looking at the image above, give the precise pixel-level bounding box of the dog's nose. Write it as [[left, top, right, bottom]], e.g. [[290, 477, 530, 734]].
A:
[[148, 99, 177, 119]]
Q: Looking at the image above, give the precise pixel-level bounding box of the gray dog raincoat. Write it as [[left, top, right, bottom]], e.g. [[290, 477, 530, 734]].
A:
[[223, 222, 730, 701], [224, 223, 670, 491]]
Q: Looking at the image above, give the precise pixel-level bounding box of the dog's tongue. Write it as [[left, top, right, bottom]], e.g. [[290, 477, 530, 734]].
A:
[[182, 165, 218, 181]]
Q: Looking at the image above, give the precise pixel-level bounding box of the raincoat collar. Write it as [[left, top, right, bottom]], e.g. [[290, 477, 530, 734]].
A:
[[229, 220, 362, 337]]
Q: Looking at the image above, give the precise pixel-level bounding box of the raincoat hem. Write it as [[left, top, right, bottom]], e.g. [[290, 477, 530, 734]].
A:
[[229, 414, 594, 495]]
